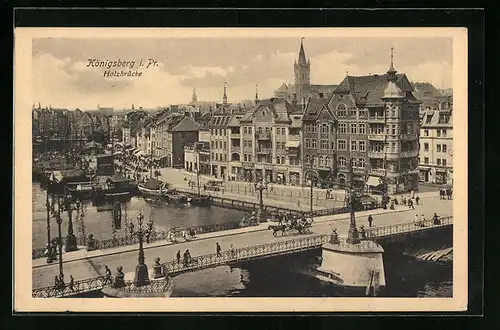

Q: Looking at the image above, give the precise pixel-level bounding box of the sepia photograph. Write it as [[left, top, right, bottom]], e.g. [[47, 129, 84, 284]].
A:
[[14, 27, 468, 312]]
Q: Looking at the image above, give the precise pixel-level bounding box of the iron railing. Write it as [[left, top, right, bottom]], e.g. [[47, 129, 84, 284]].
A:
[[364, 216, 453, 239], [162, 234, 329, 275]]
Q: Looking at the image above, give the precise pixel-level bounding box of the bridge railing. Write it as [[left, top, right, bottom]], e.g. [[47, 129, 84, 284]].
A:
[[32, 276, 108, 298], [163, 234, 329, 274], [364, 216, 453, 239]]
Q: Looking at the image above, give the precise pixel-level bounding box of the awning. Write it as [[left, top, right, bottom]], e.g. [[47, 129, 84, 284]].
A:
[[359, 195, 377, 204], [285, 140, 300, 148], [366, 176, 382, 187]]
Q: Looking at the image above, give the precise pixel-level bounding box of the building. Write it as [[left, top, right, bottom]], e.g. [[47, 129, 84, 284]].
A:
[[418, 107, 453, 185], [274, 39, 337, 105], [326, 49, 421, 194], [184, 141, 211, 175], [301, 98, 337, 187]]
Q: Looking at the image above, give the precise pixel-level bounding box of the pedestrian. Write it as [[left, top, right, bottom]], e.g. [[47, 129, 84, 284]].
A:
[[230, 244, 235, 257], [54, 276, 60, 289], [415, 195, 420, 205], [176, 250, 181, 264], [433, 213, 440, 225], [414, 214, 420, 227], [183, 250, 188, 267], [186, 249, 192, 263], [69, 275, 75, 292], [104, 265, 112, 285], [410, 190, 414, 199], [216, 242, 222, 257], [367, 215, 373, 227], [402, 196, 407, 206]]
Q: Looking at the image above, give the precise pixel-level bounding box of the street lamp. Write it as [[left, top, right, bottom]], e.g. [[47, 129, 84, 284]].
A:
[[45, 190, 53, 263], [346, 158, 360, 245], [54, 197, 65, 282], [130, 212, 154, 287], [305, 155, 318, 223], [63, 192, 78, 252], [254, 179, 268, 222]]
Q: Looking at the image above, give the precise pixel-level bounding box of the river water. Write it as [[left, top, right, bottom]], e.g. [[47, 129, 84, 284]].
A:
[[32, 182, 452, 298]]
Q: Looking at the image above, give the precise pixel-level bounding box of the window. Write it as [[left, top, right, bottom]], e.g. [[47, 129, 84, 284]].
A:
[[391, 125, 396, 135], [319, 92, 324, 98], [305, 124, 311, 133], [424, 157, 429, 164], [325, 156, 331, 167], [437, 144, 441, 152], [351, 140, 357, 151], [243, 140, 248, 148], [442, 144, 447, 153], [281, 156, 285, 164], [305, 154, 310, 164], [321, 124, 328, 134], [223, 142, 227, 149], [443, 159, 447, 166], [281, 128, 286, 135], [244, 154, 247, 161], [312, 124, 317, 133], [211, 152, 215, 160], [319, 156, 324, 167], [312, 139, 317, 149], [321, 140, 329, 149], [350, 110, 357, 118], [359, 141, 366, 152], [224, 154, 227, 161], [351, 158, 357, 167], [211, 141, 214, 149], [331, 142, 336, 150], [223, 129, 226, 136], [336, 104, 347, 117], [350, 124, 357, 134], [359, 124, 366, 134], [277, 128, 281, 135], [424, 129, 429, 137], [359, 158, 366, 168], [338, 140, 346, 151], [248, 141, 252, 148], [437, 159, 442, 165], [339, 123, 347, 134], [265, 127, 270, 134], [277, 157, 281, 164], [437, 129, 441, 137], [243, 127, 247, 134], [305, 139, 311, 148], [338, 157, 346, 167], [423, 142, 429, 151], [258, 127, 263, 134], [248, 154, 252, 162], [443, 129, 447, 137]]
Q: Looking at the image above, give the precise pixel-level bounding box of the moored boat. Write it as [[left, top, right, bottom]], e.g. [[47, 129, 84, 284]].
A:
[[137, 178, 169, 197], [165, 189, 187, 203]]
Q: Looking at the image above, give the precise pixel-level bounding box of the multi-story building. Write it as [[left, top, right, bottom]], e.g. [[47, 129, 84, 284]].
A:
[[327, 52, 421, 194], [208, 103, 232, 179], [302, 98, 337, 187], [418, 107, 453, 185], [184, 141, 211, 175]]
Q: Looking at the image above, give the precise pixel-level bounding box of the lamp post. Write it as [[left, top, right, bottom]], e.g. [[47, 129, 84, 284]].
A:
[[54, 197, 64, 281], [45, 190, 53, 263], [254, 179, 268, 222], [130, 212, 154, 287], [64, 192, 78, 252], [305, 156, 318, 222], [346, 158, 360, 245]]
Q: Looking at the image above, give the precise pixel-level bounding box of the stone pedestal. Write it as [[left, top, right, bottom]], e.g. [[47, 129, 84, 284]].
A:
[[101, 270, 175, 298], [314, 241, 386, 295]]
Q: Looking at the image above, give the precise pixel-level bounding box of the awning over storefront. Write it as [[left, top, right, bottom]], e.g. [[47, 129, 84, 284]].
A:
[[285, 140, 300, 148], [366, 176, 382, 187]]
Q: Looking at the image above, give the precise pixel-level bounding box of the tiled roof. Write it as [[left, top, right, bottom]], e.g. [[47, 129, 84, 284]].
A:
[[421, 109, 453, 128], [334, 73, 415, 107], [171, 116, 200, 132], [302, 98, 331, 121], [240, 98, 295, 123]]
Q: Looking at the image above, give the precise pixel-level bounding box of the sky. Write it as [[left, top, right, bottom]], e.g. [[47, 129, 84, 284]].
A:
[[32, 36, 453, 110]]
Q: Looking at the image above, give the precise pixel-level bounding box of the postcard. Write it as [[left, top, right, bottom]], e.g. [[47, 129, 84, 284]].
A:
[[15, 27, 467, 312]]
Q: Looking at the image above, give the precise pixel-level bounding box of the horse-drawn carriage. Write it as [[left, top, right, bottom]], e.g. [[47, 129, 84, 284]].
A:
[[166, 227, 196, 242], [267, 212, 313, 236]]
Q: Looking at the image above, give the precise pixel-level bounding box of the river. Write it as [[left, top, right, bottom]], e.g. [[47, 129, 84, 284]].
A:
[[32, 182, 451, 298]]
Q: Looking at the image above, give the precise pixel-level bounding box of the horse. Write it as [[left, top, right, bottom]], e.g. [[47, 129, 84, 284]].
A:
[[294, 218, 313, 234], [268, 224, 287, 237]]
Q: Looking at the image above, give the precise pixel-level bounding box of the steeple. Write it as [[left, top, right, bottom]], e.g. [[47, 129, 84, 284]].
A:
[[192, 85, 198, 103], [255, 84, 259, 104], [298, 37, 307, 65], [222, 81, 228, 104], [387, 45, 397, 81]]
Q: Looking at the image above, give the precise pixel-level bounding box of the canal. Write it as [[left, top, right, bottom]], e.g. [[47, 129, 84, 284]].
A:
[[32, 182, 244, 250]]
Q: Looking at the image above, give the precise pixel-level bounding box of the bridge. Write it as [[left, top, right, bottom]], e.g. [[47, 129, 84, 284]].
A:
[[32, 214, 453, 298]]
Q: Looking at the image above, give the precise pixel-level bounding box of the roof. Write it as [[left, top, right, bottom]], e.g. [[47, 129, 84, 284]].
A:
[[421, 109, 453, 128], [144, 178, 165, 190], [83, 141, 103, 149], [240, 98, 296, 123], [171, 116, 200, 132], [297, 39, 307, 65], [333, 73, 416, 107], [303, 98, 331, 121]]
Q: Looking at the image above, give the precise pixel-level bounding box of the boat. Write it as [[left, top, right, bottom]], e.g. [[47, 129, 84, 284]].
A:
[[188, 194, 212, 206], [66, 181, 95, 199], [138, 178, 169, 197], [91, 174, 135, 202], [165, 189, 188, 203]]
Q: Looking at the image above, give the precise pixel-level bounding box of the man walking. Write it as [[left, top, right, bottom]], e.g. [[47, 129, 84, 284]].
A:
[[216, 242, 222, 257], [103, 265, 112, 285], [176, 250, 181, 264], [367, 215, 373, 227]]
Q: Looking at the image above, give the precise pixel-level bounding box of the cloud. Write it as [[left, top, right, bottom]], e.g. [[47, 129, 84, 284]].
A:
[[405, 61, 453, 89], [270, 51, 296, 66], [179, 65, 235, 79]]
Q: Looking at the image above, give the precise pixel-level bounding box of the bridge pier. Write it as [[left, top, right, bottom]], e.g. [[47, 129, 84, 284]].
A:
[[312, 241, 386, 296]]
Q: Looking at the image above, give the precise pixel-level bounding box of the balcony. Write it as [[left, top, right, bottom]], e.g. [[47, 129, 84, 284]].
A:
[[230, 133, 241, 139], [286, 149, 298, 157], [256, 148, 271, 155], [256, 132, 271, 140], [353, 167, 367, 175], [368, 134, 386, 141], [369, 168, 387, 176], [400, 150, 419, 158], [368, 151, 385, 159], [367, 116, 386, 123], [400, 133, 419, 141]]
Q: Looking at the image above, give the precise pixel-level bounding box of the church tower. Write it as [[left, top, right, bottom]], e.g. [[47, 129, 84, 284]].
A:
[[294, 37, 311, 105], [192, 85, 198, 103]]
